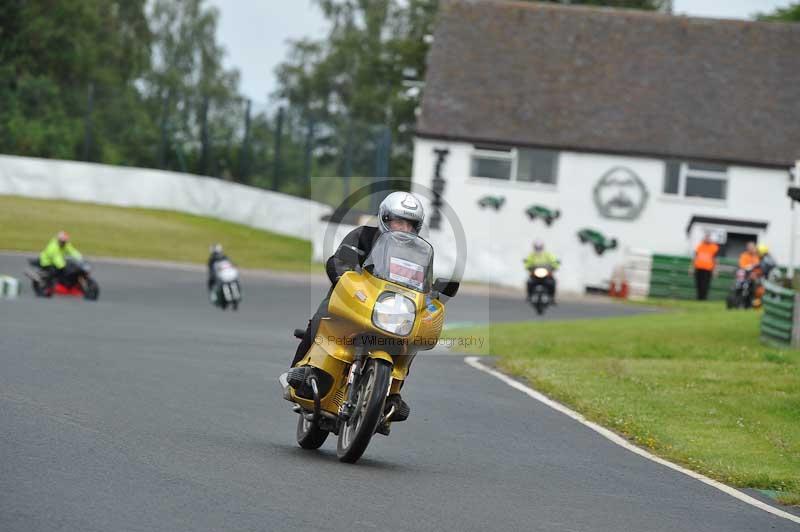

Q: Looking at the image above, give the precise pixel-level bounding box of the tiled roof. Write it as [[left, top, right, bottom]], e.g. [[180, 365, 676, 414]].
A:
[[417, 0, 800, 167]]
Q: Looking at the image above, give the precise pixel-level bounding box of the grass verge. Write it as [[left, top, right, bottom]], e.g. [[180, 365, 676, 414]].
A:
[[0, 195, 315, 271], [444, 300, 800, 505]]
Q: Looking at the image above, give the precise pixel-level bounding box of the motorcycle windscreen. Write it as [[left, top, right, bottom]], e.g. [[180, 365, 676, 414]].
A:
[[363, 231, 434, 293]]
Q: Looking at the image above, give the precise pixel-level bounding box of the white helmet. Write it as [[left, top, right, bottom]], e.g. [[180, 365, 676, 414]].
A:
[[378, 192, 425, 234], [210, 243, 223, 254]]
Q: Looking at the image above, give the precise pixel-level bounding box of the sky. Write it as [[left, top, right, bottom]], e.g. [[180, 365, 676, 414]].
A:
[[207, 0, 794, 105]]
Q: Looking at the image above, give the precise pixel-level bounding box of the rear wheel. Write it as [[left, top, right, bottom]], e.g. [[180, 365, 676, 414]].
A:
[[296, 413, 329, 449], [337, 358, 391, 463]]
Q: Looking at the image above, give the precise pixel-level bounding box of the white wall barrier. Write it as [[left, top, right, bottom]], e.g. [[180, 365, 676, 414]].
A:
[[0, 155, 331, 242], [622, 248, 653, 300], [0, 276, 20, 299]]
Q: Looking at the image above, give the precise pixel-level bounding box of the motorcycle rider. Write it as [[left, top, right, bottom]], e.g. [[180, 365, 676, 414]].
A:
[[524, 240, 560, 303], [207, 243, 229, 291], [757, 244, 777, 279], [38, 231, 83, 285], [286, 192, 425, 413]]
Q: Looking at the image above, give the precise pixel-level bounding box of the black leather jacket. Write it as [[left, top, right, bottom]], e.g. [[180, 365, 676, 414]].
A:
[[325, 226, 380, 284]]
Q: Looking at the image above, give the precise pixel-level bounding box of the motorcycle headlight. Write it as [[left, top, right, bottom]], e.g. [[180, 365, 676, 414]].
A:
[[372, 292, 416, 336], [534, 267, 549, 278]]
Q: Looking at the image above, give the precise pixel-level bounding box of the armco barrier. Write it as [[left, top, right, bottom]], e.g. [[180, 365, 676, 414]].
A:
[[648, 254, 737, 301], [760, 281, 795, 347]]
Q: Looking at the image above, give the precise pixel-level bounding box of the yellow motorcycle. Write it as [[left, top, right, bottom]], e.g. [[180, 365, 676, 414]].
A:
[[281, 231, 459, 463]]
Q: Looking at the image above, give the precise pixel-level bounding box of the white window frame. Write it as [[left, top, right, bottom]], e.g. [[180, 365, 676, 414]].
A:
[[663, 161, 728, 201], [469, 146, 558, 188], [470, 148, 515, 181]]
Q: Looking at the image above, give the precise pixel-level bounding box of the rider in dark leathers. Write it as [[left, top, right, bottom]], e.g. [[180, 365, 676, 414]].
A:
[[287, 192, 425, 418], [291, 192, 425, 366]]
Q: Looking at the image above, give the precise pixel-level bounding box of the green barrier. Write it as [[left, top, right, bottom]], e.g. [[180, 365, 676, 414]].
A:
[[648, 254, 738, 301], [760, 281, 795, 347]]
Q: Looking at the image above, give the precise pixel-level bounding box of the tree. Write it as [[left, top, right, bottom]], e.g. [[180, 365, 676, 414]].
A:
[[273, 0, 666, 183], [274, 1, 440, 181], [757, 3, 800, 22], [146, 0, 243, 175], [0, 1, 155, 163]]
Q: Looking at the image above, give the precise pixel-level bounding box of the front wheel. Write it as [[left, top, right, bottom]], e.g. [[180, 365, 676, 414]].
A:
[[535, 294, 545, 315], [32, 280, 45, 297], [337, 358, 391, 463], [84, 278, 99, 301], [296, 413, 329, 449]]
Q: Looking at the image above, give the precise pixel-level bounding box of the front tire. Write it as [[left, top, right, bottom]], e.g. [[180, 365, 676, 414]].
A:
[[84, 278, 99, 301], [296, 414, 329, 449], [32, 280, 44, 297], [337, 359, 391, 463]]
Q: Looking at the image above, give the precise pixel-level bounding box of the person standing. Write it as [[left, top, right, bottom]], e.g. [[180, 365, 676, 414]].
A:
[[738, 242, 759, 270], [693, 233, 719, 300]]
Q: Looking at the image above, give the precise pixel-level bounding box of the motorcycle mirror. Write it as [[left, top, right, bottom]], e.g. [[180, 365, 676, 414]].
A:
[[433, 278, 459, 298]]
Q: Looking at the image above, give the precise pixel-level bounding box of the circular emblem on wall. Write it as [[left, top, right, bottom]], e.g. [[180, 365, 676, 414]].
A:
[[593, 167, 649, 221]]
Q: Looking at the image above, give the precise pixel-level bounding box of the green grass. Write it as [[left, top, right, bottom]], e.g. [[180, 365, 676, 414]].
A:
[[445, 300, 800, 505], [0, 195, 316, 271]]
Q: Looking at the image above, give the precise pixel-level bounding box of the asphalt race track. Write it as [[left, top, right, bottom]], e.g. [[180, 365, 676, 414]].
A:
[[1, 254, 796, 531]]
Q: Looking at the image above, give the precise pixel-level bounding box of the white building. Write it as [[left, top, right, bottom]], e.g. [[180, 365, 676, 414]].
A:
[[410, 0, 800, 292]]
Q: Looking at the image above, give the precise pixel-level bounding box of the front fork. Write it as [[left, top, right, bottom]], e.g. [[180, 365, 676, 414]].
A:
[[340, 344, 365, 421]]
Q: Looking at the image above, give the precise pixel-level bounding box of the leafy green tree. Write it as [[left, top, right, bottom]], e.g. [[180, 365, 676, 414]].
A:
[[274, 0, 665, 182], [146, 0, 243, 175], [757, 3, 800, 22], [0, 0, 156, 164]]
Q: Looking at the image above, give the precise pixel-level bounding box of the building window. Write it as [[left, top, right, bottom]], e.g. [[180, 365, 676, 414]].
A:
[[517, 148, 558, 184], [663, 160, 680, 194], [663, 160, 728, 200], [471, 146, 558, 184], [471, 147, 512, 180]]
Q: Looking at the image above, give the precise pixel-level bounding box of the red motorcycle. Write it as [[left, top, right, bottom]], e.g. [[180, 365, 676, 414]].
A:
[[26, 257, 100, 301]]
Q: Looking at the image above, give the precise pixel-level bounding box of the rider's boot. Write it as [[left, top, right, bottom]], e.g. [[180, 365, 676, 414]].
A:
[[376, 394, 410, 436]]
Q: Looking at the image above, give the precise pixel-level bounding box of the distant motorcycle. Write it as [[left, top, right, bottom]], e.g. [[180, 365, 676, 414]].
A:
[[726, 266, 759, 309], [209, 259, 241, 310], [26, 257, 100, 301], [527, 265, 554, 315]]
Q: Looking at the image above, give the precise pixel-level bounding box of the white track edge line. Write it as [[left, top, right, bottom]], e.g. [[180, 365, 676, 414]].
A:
[[463, 356, 800, 525]]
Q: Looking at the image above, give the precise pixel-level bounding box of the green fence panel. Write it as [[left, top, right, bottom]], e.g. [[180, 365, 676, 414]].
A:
[[761, 315, 793, 333], [760, 281, 794, 347], [648, 254, 734, 301], [764, 304, 793, 322], [761, 324, 792, 343], [763, 296, 794, 313]]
